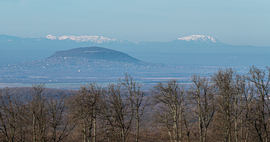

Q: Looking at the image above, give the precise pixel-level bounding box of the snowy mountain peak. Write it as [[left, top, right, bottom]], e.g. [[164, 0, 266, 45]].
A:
[[45, 35, 121, 43], [177, 35, 218, 43]]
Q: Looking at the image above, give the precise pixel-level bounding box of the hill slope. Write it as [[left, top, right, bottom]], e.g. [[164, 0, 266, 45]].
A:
[[2, 46, 160, 70], [48, 47, 140, 63], [0, 46, 174, 84]]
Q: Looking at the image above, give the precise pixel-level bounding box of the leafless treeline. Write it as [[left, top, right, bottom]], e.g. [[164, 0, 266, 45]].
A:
[[1, 66, 270, 142]]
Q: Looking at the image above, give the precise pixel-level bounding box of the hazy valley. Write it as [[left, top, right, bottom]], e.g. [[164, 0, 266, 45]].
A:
[[0, 34, 269, 88]]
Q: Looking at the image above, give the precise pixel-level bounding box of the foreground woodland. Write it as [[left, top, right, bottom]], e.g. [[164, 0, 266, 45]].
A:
[[1, 66, 270, 142]]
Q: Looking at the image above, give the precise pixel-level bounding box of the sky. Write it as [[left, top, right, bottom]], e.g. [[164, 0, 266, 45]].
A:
[[0, 0, 269, 46]]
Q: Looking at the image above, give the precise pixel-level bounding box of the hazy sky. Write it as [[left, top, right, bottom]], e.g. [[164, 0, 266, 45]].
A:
[[1, 0, 269, 46]]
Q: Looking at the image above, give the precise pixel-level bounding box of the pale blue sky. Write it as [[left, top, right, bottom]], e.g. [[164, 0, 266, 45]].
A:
[[0, 0, 269, 46]]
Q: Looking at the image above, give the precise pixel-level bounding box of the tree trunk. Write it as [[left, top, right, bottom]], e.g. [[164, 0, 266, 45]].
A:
[[173, 109, 178, 142], [33, 113, 36, 142], [235, 95, 238, 142], [197, 95, 202, 142], [122, 127, 125, 142], [93, 108, 96, 142], [83, 119, 87, 142], [136, 108, 139, 142]]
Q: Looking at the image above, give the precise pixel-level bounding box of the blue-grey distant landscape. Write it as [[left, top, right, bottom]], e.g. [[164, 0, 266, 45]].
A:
[[0, 34, 269, 88], [2, 1, 270, 142], [1, 0, 270, 88], [1, 34, 269, 67]]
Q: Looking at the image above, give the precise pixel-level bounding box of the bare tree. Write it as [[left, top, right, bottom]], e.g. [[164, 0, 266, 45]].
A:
[[211, 68, 236, 142], [234, 74, 251, 142], [47, 92, 75, 142], [241, 81, 254, 142], [69, 83, 103, 142], [152, 79, 189, 142], [0, 88, 24, 142], [28, 83, 48, 142], [247, 66, 270, 142], [211, 68, 249, 142], [190, 75, 215, 142], [121, 73, 149, 142], [100, 83, 134, 142]]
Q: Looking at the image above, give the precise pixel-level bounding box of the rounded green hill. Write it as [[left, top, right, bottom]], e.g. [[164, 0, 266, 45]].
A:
[[48, 46, 141, 63]]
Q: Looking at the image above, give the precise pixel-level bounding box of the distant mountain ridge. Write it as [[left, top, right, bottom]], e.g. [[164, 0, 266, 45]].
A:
[[45, 35, 126, 44], [0, 34, 227, 52], [0, 34, 221, 44], [44, 34, 219, 44], [0, 34, 269, 66], [177, 35, 218, 43]]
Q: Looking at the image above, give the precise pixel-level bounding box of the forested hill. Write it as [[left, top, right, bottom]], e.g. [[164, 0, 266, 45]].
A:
[[48, 46, 141, 63], [0, 46, 167, 83], [2, 46, 158, 71]]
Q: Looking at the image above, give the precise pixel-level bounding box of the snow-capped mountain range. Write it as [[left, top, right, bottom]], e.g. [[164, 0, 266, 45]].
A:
[[44, 34, 219, 44], [0, 34, 220, 45], [0, 33, 269, 69], [177, 35, 218, 43], [45, 35, 123, 43]]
